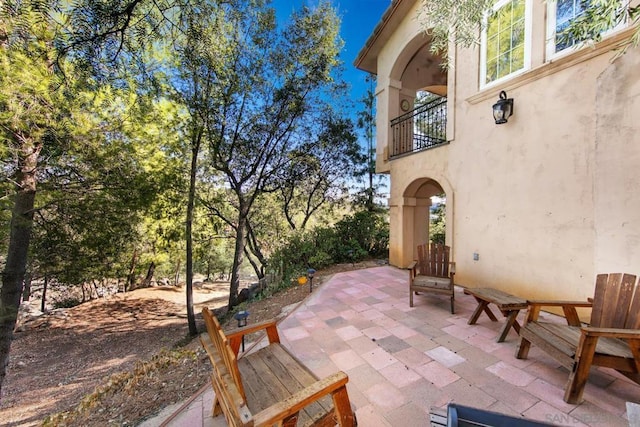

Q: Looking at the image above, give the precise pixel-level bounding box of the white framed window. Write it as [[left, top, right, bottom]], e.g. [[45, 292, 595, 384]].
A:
[[546, 0, 626, 58], [480, 0, 532, 87]]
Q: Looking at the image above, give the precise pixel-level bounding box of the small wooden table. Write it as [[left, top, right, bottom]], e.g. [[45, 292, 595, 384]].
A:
[[464, 288, 528, 342]]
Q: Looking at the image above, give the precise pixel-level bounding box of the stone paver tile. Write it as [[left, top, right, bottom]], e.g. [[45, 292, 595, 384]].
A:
[[361, 347, 398, 370], [524, 361, 568, 388], [450, 361, 497, 388], [346, 335, 379, 355], [480, 378, 540, 414], [362, 325, 391, 340], [281, 326, 310, 341], [338, 309, 359, 320], [379, 361, 422, 388], [361, 308, 385, 320], [384, 403, 430, 427], [375, 335, 410, 353], [329, 349, 366, 371], [441, 378, 496, 409], [363, 382, 406, 411], [372, 301, 394, 311], [584, 378, 639, 416], [313, 308, 339, 320], [355, 405, 393, 427], [426, 346, 466, 367], [404, 333, 439, 352], [524, 378, 575, 412], [393, 347, 432, 369], [441, 324, 477, 341], [523, 401, 587, 427], [466, 333, 503, 353], [433, 335, 469, 352], [455, 345, 500, 369], [388, 323, 418, 339], [486, 360, 536, 387], [335, 325, 363, 341], [345, 363, 387, 391], [414, 360, 460, 388], [372, 315, 400, 329], [570, 400, 629, 427]]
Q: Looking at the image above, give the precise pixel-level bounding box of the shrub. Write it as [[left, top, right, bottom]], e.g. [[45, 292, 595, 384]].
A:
[[268, 209, 389, 280]]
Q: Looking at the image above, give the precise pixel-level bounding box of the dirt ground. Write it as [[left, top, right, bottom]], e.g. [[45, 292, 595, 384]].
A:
[[0, 260, 382, 426]]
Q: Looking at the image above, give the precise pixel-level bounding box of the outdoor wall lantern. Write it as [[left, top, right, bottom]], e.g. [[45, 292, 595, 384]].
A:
[[492, 90, 514, 124]]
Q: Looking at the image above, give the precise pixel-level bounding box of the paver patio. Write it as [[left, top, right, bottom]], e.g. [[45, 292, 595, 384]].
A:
[[155, 266, 639, 426]]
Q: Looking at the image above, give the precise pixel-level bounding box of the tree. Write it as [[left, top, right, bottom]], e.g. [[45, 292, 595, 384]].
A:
[[277, 114, 361, 231], [0, 2, 81, 397], [199, 1, 349, 308], [0, 0, 186, 396], [356, 74, 378, 211]]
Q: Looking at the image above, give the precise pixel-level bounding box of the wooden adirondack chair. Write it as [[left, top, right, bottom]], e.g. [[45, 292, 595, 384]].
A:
[[516, 273, 640, 404], [408, 243, 456, 313]]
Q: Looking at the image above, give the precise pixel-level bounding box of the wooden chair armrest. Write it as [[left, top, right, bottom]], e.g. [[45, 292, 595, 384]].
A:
[[226, 320, 281, 354], [225, 319, 278, 338], [524, 300, 591, 326], [582, 327, 640, 339], [527, 300, 592, 308], [252, 371, 354, 426], [449, 261, 456, 274], [407, 260, 418, 271]]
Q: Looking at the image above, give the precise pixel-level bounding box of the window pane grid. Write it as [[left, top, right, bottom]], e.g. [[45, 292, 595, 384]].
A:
[[485, 0, 526, 84]]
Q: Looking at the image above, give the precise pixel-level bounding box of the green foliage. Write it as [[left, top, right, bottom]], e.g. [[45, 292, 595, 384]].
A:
[[430, 197, 446, 245], [558, 1, 640, 54], [269, 210, 389, 280], [417, 0, 494, 65], [52, 296, 83, 309]]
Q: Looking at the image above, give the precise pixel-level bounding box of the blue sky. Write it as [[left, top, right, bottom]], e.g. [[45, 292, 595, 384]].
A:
[[272, 0, 390, 109], [272, 0, 391, 198]]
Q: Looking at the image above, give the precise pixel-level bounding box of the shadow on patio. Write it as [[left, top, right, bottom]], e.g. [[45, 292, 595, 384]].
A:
[[156, 266, 638, 426]]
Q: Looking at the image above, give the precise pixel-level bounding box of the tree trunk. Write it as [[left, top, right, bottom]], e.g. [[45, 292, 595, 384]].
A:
[[174, 259, 181, 286], [141, 262, 155, 288], [185, 137, 200, 336], [0, 140, 41, 398], [41, 276, 48, 313], [228, 206, 247, 309], [245, 222, 267, 279], [126, 249, 138, 292], [21, 272, 32, 302]]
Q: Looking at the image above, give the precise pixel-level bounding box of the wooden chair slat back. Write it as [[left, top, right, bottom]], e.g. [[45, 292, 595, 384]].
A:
[[590, 273, 638, 328], [202, 308, 246, 399], [417, 243, 450, 278], [626, 276, 640, 329]]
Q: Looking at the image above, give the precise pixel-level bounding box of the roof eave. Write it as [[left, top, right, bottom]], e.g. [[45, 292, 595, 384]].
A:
[[353, 0, 413, 74]]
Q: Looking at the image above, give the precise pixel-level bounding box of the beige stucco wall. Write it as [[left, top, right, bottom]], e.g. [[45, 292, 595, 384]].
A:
[[371, 0, 640, 301]]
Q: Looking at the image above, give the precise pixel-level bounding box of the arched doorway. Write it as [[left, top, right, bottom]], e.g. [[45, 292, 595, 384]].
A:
[[397, 177, 451, 267]]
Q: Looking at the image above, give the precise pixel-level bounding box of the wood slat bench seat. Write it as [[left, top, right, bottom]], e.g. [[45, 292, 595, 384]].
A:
[[200, 307, 356, 426]]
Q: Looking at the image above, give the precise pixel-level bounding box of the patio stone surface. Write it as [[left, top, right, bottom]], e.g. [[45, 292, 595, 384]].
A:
[[155, 266, 639, 426]]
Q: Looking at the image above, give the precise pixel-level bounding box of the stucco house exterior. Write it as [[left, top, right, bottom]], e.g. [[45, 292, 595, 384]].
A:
[[355, 0, 640, 302]]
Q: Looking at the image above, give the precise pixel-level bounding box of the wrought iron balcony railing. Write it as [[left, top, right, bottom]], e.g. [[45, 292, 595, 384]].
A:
[[390, 97, 447, 159]]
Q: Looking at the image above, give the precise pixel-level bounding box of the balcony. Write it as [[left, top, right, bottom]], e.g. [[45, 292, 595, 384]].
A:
[[390, 96, 447, 159]]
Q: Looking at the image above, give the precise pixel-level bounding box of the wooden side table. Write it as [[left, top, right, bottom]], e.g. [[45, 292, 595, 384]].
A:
[[463, 288, 528, 342]]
